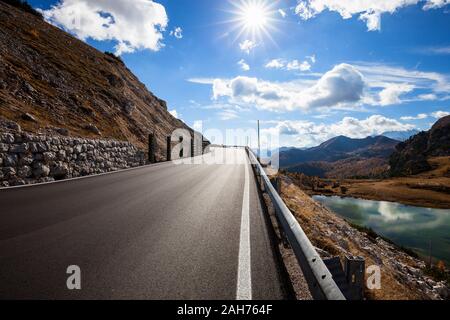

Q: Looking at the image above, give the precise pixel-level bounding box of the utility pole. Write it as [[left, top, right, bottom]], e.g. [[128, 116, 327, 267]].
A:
[[257, 120, 261, 163]]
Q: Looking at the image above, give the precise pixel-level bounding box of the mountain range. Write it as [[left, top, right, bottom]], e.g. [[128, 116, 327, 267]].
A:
[[277, 118, 450, 179], [276, 135, 398, 174], [276, 135, 399, 178]]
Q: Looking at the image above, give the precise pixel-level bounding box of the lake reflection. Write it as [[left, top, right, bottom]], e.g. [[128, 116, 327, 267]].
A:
[[312, 195, 450, 264]]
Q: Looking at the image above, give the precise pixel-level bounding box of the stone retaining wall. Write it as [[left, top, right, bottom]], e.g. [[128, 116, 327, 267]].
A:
[[0, 130, 146, 188]]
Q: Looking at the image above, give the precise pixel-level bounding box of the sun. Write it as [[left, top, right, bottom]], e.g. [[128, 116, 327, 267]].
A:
[[226, 0, 279, 43], [241, 3, 269, 31]]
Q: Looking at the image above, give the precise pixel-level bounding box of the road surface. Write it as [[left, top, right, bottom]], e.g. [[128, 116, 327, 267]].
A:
[[0, 148, 290, 299]]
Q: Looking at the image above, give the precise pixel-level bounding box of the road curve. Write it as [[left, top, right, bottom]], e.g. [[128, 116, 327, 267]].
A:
[[0, 148, 290, 299]]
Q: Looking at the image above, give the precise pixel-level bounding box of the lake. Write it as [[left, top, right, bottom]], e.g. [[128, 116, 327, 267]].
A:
[[312, 195, 450, 265]]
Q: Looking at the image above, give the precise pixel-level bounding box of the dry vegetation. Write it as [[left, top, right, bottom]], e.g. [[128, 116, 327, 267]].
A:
[[287, 157, 390, 179], [287, 157, 450, 209]]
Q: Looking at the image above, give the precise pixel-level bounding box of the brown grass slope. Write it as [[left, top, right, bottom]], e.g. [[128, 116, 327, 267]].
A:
[[0, 1, 191, 159], [289, 157, 450, 209]]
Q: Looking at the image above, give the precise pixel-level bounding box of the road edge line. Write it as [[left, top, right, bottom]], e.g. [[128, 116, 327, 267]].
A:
[[236, 150, 252, 300]]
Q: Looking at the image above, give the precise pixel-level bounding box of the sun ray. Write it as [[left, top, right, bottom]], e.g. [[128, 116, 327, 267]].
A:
[[225, 0, 280, 45]]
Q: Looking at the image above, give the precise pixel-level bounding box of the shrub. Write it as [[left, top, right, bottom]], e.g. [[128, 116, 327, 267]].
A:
[[104, 52, 124, 65], [1, 0, 43, 19], [423, 264, 449, 286], [349, 222, 420, 258], [349, 223, 379, 242]]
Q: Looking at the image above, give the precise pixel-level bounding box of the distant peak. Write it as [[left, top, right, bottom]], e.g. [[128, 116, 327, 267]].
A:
[[381, 130, 420, 142]]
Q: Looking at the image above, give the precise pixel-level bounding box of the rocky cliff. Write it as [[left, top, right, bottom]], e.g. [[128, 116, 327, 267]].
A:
[[390, 116, 450, 176], [0, 1, 191, 159]]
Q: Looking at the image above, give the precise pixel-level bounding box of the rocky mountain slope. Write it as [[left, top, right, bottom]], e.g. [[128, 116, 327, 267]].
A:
[[390, 116, 450, 176], [277, 136, 399, 178], [0, 1, 191, 159]]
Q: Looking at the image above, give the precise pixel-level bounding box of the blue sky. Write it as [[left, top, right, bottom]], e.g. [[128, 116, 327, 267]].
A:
[[29, 0, 450, 147]]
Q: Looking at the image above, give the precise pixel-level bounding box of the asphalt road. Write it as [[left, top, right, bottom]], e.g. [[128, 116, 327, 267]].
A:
[[0, 148, 290, 299]]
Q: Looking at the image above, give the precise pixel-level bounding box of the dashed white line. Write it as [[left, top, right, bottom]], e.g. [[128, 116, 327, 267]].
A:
[[236, 151, 252, 300]]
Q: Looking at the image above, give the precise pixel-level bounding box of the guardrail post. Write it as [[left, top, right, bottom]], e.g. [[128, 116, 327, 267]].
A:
[[166, 136, 171, 161], [260, 167, 265, 192], [148, 133, 156, 164], [271, 177, 281, 194], [269, 177, 289, 248], [344, 256, 365, 300]]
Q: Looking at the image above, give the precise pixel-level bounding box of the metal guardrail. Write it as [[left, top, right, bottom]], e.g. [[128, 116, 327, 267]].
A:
[[245, 147, 346, 300]]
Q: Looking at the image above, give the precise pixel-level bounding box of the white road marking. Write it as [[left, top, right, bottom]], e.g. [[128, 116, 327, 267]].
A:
[[236, 150, 252, 300]]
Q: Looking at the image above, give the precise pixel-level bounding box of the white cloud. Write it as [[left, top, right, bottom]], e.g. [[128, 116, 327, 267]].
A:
[[359, 11, 382, 31], [431, 110, 450, 118], [169, 109, 179, 118], [423, 0, 450, 9], [264, 115, 415, 148], [170, 27, 183, 39], [190, 62, 450, 111], [265, 56, 316, 71], [400, 111, 450, 120], [329, 115, 415, 137], [238, 59, 250, 71], [378, 83, 415, 106], [295, 0, 450, 31], [187, 78, 215, 85], [417, 93, 438, 100], [212, 78, 233, 100], [278, 9, 287, 17], [42, 0, 168, 55], [295, 2, 315, 20], [210, 63, 365, 112], [354, 63, 450, 92], [307, 55, 317, 64], [218, 109, 239, 121], [239, 39, 258, 54], [305, 64, 365, 107], [287, 60, 312, 71], [419, 46, 450, 55], [400, 113, 428, 120], [353, 63, 450, 105], [265, 59, 285, 69]]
